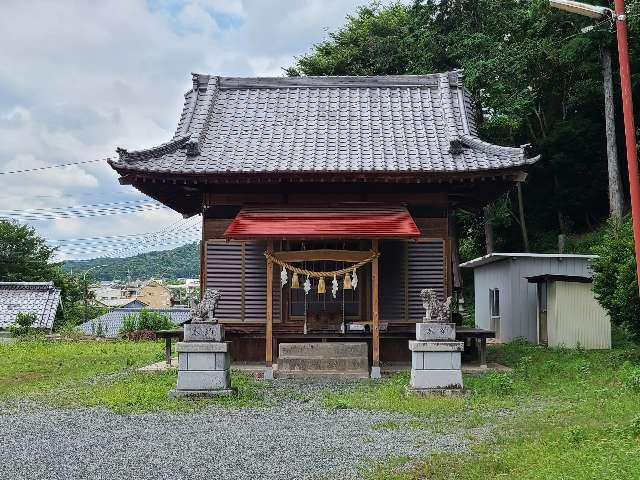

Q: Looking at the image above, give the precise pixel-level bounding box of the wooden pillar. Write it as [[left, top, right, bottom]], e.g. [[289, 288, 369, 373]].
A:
[[265, 240, 274, 379], [371, 239, 381, 379]]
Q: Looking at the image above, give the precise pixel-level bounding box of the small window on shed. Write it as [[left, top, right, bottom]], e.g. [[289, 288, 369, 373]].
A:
[[489, 288, 500, 335]]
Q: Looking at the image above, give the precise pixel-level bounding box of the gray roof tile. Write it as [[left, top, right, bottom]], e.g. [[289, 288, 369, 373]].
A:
[[110, 72, 538, 176], [0, 282, 61, 330]]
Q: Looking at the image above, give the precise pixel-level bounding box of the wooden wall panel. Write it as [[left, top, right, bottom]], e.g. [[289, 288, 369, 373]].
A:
[[203, 218, 232, 239], [205, 239, 280, 324], [205, 241, 243, 322], [407, 239, 446, 321], [413, 217, 448, 238]]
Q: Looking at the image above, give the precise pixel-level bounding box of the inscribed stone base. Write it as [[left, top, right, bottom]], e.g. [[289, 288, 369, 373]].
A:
[[370, 366, 381, 379], [183, 323, 224, 342], [264, 366, 274, 380], [416, 322, 456, 341]]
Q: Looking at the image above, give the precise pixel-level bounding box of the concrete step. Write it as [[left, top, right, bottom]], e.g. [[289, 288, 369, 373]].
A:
[[276, 370, 370, 380], [278, 341, 367, 358], [278, 355, 368, 372]]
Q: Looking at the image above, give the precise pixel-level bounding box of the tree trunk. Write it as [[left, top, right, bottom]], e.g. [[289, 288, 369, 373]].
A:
[[449, 211, 461, 289], [516, 182, 530, 252], [601, 45, 624, 221], [483, 205, 494, 254], [553, 173, 568, 234]]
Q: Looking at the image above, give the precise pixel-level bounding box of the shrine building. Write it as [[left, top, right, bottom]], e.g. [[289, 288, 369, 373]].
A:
[[109, 72, 538, 378]]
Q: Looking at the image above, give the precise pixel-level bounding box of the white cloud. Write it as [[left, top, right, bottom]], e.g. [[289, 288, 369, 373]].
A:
[[0, 0, 402, 259]]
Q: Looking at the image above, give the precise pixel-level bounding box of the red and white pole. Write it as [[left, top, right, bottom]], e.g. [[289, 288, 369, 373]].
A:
[[614, 0, 640, 295]]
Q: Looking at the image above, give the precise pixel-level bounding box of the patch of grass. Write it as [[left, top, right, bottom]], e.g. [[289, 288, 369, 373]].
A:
[[358, 340, 640, 479], [59, 369, 267, 414], [0, 340, 266, 413], [323, 373, 466, 416], [0, 339, 161, 397]]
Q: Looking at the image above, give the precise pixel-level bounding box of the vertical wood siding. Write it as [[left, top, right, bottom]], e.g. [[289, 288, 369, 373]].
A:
[[379, 239, 445, 322], [205, 240, 280, 323], [408, 239, 446, 321]]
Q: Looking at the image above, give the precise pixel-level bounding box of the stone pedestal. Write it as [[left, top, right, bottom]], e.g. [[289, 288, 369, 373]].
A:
[[169, 323, 233, 398], [277, 342, 369, 379], [409, 322, 464, 394]]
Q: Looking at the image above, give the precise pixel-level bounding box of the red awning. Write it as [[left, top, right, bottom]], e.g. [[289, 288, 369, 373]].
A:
[[223, 204, 421, 240]]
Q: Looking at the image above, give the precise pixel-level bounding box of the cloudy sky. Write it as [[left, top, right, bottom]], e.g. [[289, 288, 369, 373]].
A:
[[0, 0, 397, 260]]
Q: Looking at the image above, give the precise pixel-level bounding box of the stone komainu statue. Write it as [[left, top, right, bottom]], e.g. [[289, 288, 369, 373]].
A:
[[190, 288, 221, 323], [420, 288, 452, 323]]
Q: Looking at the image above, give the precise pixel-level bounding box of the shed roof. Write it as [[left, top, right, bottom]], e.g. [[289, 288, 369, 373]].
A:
[[526, 274, 593, 284], [109, 72, 538, 178], [459, 253, 598, 269], [0, 282, 61, 330], [76, 308, 191, 337]]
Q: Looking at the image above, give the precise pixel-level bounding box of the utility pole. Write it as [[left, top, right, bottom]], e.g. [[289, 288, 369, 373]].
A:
[[550, 0, 640, 295], [601, 44, 624, 220], [613, 0, 640, 294]]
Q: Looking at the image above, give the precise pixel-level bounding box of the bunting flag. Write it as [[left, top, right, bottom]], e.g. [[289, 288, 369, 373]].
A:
[[264, 249, 377, 295]]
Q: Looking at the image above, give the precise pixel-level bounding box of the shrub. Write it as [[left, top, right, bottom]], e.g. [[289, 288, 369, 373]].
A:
[[119, 313, 138, 335], [137, 309, 173, 331], [591, 217, 640, 339], [118, 309, 173, 337], [9, 312, 37, 337]]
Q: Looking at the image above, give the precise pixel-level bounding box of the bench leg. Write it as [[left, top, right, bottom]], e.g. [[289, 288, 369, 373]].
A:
[[165, 337, 172, 365], [480, 337, 487, 369]]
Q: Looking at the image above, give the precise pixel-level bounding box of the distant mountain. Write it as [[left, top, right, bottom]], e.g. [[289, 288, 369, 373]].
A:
[[62, 242, 200, 281]]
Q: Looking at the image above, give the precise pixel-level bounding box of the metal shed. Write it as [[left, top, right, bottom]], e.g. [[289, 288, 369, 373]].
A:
[[527, 275, 611, 349], [460, 254, 610, 348]]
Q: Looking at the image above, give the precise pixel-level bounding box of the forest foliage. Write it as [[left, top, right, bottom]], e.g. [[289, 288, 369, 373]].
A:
[[287, 0, 640, 258], [62, 242, 200, 281]]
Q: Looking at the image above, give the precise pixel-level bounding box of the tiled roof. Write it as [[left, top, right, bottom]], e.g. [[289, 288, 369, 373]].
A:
[[0, 282, 61, 330], [109, 72, 538, 176], [77, 308, 191, 337]]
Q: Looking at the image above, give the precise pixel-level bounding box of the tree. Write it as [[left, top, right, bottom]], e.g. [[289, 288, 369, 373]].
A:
[[287, 0, 634, 252], [0, 219, 58, 281], [592, 217, 640, 339], [0, 219, 106, 328]]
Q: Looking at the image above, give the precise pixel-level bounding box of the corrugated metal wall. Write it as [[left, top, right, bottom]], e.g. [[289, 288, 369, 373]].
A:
[[472, 256, 594, 342], [548, 281, 611, 349]]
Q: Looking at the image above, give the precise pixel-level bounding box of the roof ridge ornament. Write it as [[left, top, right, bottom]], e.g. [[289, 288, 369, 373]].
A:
[[449, 136, 466, 154]]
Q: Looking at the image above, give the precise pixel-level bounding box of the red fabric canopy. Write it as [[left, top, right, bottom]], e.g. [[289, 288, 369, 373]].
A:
[[223, 204, 421, 240]]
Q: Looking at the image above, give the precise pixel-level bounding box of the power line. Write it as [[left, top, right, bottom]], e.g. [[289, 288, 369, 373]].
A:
[[0, 158, 104, 175]]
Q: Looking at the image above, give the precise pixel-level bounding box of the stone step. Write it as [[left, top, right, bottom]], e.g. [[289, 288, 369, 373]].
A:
[[278, 355, 369, 372], [278, 342, 367, 358], [276, 370, 370, 380]]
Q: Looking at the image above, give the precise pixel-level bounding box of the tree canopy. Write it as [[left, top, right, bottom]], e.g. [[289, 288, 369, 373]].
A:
[[288, 0, 640, 258]]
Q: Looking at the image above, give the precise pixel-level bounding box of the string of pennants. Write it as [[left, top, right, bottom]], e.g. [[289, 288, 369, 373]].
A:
[[263, 250, 380, 298]]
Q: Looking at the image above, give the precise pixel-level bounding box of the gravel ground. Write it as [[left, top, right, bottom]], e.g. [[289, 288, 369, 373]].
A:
[[0, 382, 484, 480]]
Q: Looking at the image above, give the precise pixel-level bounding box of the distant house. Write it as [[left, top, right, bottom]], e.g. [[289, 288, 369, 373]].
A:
[[0, 282, 61, 331], [95, 298, 149, 309], [137, 280, 172, 309], [77, 307, 191, 337], [461, 253, 611, 349]]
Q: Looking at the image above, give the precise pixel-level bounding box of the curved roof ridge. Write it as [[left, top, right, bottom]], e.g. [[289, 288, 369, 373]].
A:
[[114, 135, 191, 162], [455, 134, 528, 156]]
